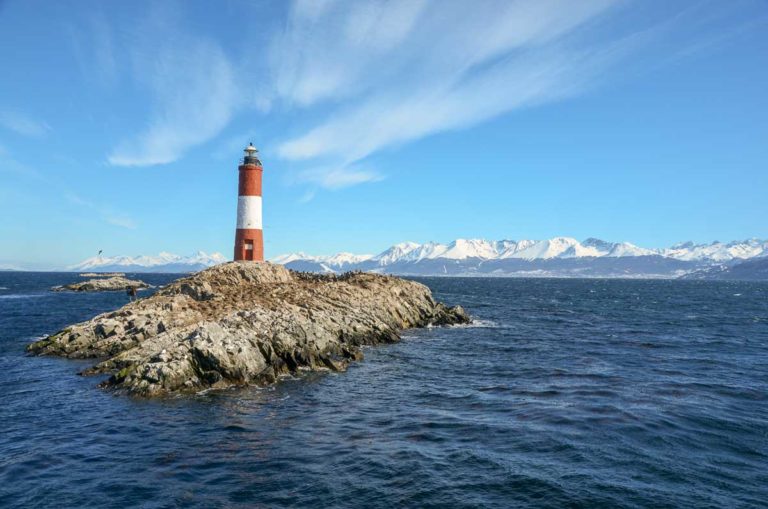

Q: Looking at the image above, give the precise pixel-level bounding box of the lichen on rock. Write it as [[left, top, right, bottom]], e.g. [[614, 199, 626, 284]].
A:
[[29, 262, 470, 396]]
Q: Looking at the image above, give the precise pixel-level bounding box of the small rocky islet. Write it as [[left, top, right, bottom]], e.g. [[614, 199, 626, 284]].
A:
[[29, 262, 470, 396], [52, 276, 149, 293]]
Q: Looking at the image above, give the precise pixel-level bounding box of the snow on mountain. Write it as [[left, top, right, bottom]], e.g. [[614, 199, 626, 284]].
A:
[[373, 239, 497, 263], [323, 253, 374, 267], [273, 237, 768, 270], [270, 252, 316, 265], [493, 240, 519, 258], [69, 251, 227, 272], [61, 238, 766, 278], [496, 239, 534, 258], [371, 242, 422, 265], [605, 242, 656, 257], [440, 239, 498, 260], [661, 239, 768, 261], [269, 252, 373, 269], [502, 237, 598, 259], [579, 238, 656, 257], [581, 238, 614, 254]]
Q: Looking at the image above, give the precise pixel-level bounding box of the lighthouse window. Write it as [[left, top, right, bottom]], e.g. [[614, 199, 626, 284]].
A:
[[245, 241, 254, 251]]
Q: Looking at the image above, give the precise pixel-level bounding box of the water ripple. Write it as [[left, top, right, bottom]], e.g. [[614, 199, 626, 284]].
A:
[[0, 273, 767, 508]]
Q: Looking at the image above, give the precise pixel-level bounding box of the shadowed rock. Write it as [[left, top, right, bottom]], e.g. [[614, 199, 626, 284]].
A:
[[29, 262, 469, 396]]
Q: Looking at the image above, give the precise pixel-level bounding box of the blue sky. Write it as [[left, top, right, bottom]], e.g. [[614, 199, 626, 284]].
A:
[[1, 0, 766, 269]]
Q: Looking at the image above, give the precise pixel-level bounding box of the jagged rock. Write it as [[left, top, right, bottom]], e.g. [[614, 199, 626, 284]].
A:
[[29, 262, 470, 396], [176, 280, 215, 301], [431, 303, 470, 326], [52, 276, 149, 293]]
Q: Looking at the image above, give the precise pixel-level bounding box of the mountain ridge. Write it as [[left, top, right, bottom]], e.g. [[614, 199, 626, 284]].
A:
[[62, 238, 768, 278], [273, 237, 768, 279], [276, 237, 768, 263], [69, 251, 227, 273]]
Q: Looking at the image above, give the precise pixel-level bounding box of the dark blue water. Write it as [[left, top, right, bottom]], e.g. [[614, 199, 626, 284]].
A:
[[1, 273, 767, 508]]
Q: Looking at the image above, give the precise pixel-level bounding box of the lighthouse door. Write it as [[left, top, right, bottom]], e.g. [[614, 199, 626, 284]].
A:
[[244, 240, 254, 260]]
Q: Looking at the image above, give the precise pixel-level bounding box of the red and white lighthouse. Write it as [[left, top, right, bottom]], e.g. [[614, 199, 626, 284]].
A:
[[234, 143, 264, 262]]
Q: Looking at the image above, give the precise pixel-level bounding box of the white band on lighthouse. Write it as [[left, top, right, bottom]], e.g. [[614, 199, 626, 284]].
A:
[[236, 196, 262, 229]]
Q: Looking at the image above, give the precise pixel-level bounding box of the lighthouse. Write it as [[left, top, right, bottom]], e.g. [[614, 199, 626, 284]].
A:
[[234, 143, 264, 262]]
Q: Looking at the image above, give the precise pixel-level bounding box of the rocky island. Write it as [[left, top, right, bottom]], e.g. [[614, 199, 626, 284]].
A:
[[30, 262, 469, 396], [52, 276, 149, 292]]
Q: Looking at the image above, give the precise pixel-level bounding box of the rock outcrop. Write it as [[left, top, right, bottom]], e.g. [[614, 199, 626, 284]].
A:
[[30, 262, 469, 396], [52, 276, 149, 292]]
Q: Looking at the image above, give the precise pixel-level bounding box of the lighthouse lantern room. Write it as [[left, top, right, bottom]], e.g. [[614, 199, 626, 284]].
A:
[[234, 143, 264, 262]]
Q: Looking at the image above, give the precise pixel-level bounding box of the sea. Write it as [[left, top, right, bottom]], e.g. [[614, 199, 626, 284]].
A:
[[0, 272, 767, 508]]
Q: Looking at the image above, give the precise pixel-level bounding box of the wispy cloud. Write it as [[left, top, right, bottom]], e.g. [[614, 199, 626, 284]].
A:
[[65, 192, 137, 229], [271, 0, 622, 179], [0, 111, 50, 137], [107, 9, 241, 167], [277, 51, 593, 163], [104, 214, 138, 230], [270, 0, 430, 107], [296, 165, 384, 190], [64, 193, 93, 208], [97, 0, 755, 188], [2, 148, 138, 230], [298, 189, 316, 203], [67, 9, 119, 88], [0, 145, 47, 179], [104, 0, 623, 170]]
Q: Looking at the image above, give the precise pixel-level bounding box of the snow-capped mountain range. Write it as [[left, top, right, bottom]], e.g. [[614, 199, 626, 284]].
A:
[[63, 238, 768, 278], [367, 238, 658, 263], [69, 251, 227, 273], [272, 237, 768, 278]]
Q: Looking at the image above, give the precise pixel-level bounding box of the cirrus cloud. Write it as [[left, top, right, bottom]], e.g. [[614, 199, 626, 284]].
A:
[[0, 111, 50, 137], [107, 35, 239, 167], [272, 0, 621, 173]]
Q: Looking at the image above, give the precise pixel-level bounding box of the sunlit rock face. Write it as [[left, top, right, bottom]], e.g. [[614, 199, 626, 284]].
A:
[[29, 262, 469, 396], [51, 276, 149, 293]]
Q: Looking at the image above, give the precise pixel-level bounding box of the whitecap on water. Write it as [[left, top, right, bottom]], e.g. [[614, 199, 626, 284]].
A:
[[0, 293, 46, 300], [449, 319, 499, 329]]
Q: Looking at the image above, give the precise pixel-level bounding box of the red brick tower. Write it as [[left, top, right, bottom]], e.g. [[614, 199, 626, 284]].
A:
[[234, 143, 264, 261]]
